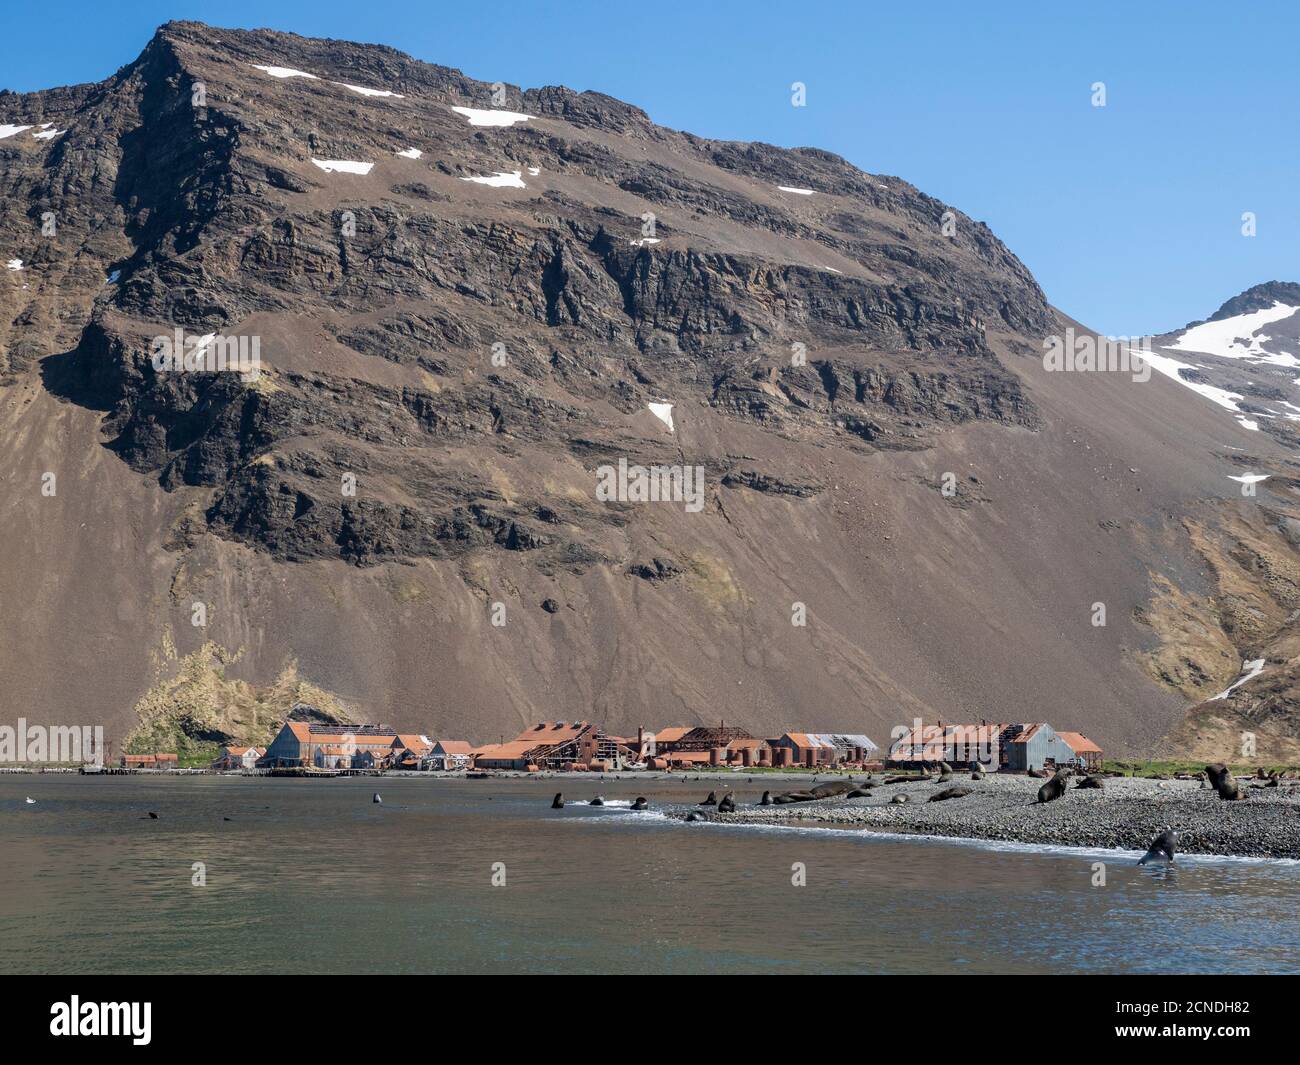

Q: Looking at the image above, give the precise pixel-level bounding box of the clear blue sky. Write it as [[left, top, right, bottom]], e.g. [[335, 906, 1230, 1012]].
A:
[[2, 0, 1295, 335]]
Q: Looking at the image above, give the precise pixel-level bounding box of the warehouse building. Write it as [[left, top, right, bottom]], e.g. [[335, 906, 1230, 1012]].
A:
[[472, 721, 622, 770], [1056, 731, 1104, 771], [889, 723, 1007, 769], [770, 732, 877, 768], [212, 745, 264, 770], [1004, 723, 1086, 773], [259, 723, 398, 768], [424, 740, 474, 771]]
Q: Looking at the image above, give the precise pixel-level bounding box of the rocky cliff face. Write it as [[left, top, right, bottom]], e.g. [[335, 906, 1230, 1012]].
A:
[[3, 22, 1298, 758]]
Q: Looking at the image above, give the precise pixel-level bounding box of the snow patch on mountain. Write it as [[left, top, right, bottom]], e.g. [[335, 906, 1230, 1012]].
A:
[[460, 170, 526, 188], [647, 402, 675, 432], [252, 64, 319, 80], [451, 106, 532, 127], [1138, 347, 1259, 429], [1211, 658, 1266, 701], [1171, 301, 1299, 365], [337, 83, 403, 98], [311, 159, 374, 175]]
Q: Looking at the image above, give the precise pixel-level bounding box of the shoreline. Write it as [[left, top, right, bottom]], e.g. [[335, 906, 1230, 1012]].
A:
[[663, 773, 1300, 861]]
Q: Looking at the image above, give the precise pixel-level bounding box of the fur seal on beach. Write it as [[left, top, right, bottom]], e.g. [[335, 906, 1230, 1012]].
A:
[[1205, 764, 1245, 800], [631, 796, 648, 811], [1138, 826, 1178, 865], [971, 767, 985, 780], [551, 793, 564, 809], [759, 790, 773, 806], [1026, 766, 1046, 779], [929, 786, 973, 802], [891, 793, 910, 804], [372, 793, 382, 804], [700, 791, 717, 806], [1074, 775, 1104, 789], [809, 780, 856, 799], [717, 793, 736, 813], [1035, 770, 1069, 804], [773, 790, 816, 804], [589, 796, 605, 806]]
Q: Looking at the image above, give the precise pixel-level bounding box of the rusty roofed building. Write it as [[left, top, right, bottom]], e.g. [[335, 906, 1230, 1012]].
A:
[[888, 723, 1008, 769], [259, 723, 398, 768], [212, 745, 264, 770], [770, 733, 877, 768], [1056, 731, 1103, 771], [473, 721, 622, 770], [889, 722, 1100, 773], [121, 752, 179, 769]]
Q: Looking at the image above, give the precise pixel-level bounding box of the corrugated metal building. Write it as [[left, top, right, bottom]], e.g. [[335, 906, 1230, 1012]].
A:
[[424, 740, 473, 770], [1004, 723, 1078, 772], [770, 732, 877, 767], [1056, 731, 1103, 770], [259, 723, 398, 768], [888, 724, 1007, 768]]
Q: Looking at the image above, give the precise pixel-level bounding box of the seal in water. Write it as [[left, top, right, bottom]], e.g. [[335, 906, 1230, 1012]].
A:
[[685, 810, 709, 822], [717, 793, 736, 813], [551, 793, 565, 809], [631, 796, 648, 811], [1138, 826, 1178, 865], [372, 793, 382, 804], [1035, 769, 1068, 804], [589, 796, 605, 806], [929, 786, 973, 802], [700, 791, 717, 806], [759, 790, 773, 806]]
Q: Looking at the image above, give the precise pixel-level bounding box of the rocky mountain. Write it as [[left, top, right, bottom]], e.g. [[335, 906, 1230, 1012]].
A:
[[2, 21, 1299, 759], [1142, 281, 1300, 439]]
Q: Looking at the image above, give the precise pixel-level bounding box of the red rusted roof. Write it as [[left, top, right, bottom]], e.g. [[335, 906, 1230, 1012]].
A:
[[1010, 723, 1045, 744], [511, 721, 592, 745], [651, 726, 692, 745], [1056, 731, 1102, 754]]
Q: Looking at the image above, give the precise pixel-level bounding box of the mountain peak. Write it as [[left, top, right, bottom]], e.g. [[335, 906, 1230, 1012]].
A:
[[1209, 280, 1300, 322]]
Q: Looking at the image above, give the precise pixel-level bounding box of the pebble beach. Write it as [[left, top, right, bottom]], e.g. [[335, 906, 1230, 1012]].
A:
[[679, 773, 1300, 860]]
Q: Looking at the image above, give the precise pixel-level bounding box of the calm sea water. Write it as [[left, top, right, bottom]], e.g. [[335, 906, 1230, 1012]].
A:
[[1, 775, 1297, 974]]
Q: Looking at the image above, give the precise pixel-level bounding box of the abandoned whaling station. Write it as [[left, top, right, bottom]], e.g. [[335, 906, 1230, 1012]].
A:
[[113, 718, 1101, 776]]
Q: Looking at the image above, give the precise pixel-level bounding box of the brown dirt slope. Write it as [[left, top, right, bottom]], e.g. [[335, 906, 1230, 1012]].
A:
[[2, 22, 1299, 758]]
